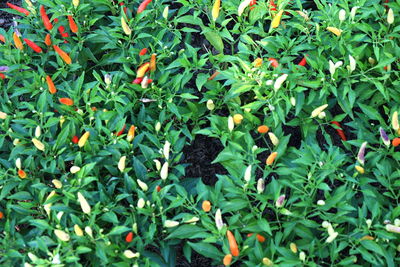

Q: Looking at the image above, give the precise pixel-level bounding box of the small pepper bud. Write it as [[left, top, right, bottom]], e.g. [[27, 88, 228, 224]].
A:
[[154, 159, 161, 171], [54, 229, 70, 241], [163, 141, 171, 160], [206, 99, 215, 110], [257, 178, 265, 193], [275, 194, 285, 207], [35, 126, 41, 138], [118, 156, 126, 172], [338, 9, 346, 22], [233, 114, 244, 125], [160, 162, 169, 180], [85, 226, 93, 238], [137, 179, 148, 191], [244, 165, 252, 182], [164, 220, 179, 228], [70, 166, 81, 174], [74, 224, 84, 236], [77, 192, 91, 214], [155, 121, 161, 132], [387, 8, 394, 25], [228, 116, 234, 132], [162, 6, 169, 19]]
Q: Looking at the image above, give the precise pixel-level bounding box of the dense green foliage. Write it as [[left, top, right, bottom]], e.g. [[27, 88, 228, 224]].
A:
[[0, 0, 399, 266]]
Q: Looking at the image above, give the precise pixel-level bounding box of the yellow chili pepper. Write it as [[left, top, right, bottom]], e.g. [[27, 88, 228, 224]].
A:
[[78, 131, 90, 147], [137, 62, 150, 78], [271, 10, 284, 29], [13, 33, 23, 50], [326, 27, 342, 36], [121, 16, 131, 35], [212, 0, 220, 21]]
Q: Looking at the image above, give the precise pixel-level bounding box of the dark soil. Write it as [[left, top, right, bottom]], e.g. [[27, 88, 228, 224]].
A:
[[0, 0, 22, 29], [181, 135, 228, 185]]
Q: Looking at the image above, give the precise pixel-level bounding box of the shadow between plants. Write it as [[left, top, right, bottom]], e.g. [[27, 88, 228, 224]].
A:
[[181, 135, 228, 185]]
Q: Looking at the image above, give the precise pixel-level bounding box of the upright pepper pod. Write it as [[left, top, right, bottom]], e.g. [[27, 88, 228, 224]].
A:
[[40, 5, 53, 30], [149, 54, 157, 72], [78, 131, 90, 147], [13, 32, 23, 50], [53, 45, 72, 64], [212, 0, 220, 21], [46, 75, 57, 94], [44, 34, 52, 46], [68, 15, 78, 33], [226, 230, 239, 257]]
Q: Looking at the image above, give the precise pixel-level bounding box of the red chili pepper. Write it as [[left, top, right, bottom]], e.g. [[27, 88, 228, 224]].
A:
[[156, 185, 161, 192], [132, 78, 143, 84], [116, 124, 126, 136], [331, 121, 347, 141], [24, 39, 43, 53], [268, 58, 279, 68], [24, 38, 43, 53], [269, 0, 277, 11], [72, 135, 79, 144], [139, 48, 148, 56], [0, 73, 5, 80], [125, 232, 134, 242], [119, 2, 128, 15], [0, 34, 5, 43], [249, 0, 256, 10], [68, 15, 78, 33], [6, 2, 30, 16], [137, 0, 152, 14], [298, 56, 307, 67], [40, 5, 53, 30]]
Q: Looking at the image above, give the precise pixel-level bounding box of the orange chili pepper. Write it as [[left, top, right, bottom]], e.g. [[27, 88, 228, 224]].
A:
[[13, 33, 23, 50], [18, 169, 27, 179], [59, 98, 74, 106], [392, 137, 400, 147], [127, 125, 135, 142], [149, 53, 156, 72], [208, 71, 220, 80], [0, 211, 4, 219], [136, 62, 150, 78], [68, 15, 78, 33], [0, 34, 5, 43], [46, 75, 57, 94], [24, 38, 43, 53], [40, 5, 53, 30], [257, 125, 269, 134], [53, 45, 72, 64], [266, 152, 277, 166], [44, 34, 52, 46], [268, 58, 279, 68], [226, 230, 239, 257], [202, 200, 211, 212], [247, 233, 265, 242], [223, 254, 232, 266]]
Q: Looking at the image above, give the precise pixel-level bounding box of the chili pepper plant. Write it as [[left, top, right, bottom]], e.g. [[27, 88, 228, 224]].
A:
[[0, 0, 399, 266]]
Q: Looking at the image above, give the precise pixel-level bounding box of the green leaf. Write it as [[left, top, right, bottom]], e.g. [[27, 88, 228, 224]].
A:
[[187, 242, 222, 259], [204, 31, 224, 53], [166, 225, 207, 239]]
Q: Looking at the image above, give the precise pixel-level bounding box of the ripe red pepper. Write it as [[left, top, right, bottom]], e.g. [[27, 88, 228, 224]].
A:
[[119, 2, 128, 15], [156, 185, 161, 192], [269, 0, 277, 12], [331, 121, 347, 141], [139, 48, 148, 56], [268, 58, 279, 68], [137, 0, 152, 14], [0, 34, 5, 43], [132, 78, 143, 84], [125, 232, 134, 242], [68, 15, 78, 33], [6, 3, 30, 16], [40, 5, 53, 30], [116, 124, 126, 136], [0, 73, 5, 80], [249, 0, 256, 10], [24, 39, 42, 53], [72, 135, 79, 144], [298, 55, 307, 66]]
